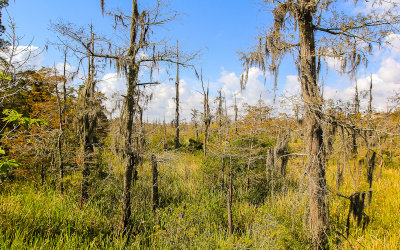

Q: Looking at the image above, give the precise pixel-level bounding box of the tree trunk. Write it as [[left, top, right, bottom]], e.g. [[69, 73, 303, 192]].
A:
[[368, 73, 373, 118], [175, 40, 180, 149], [246, 137, 254, 190], [40, 164, 45, 186], [57, 132, 64, 193], [275, 133, 290, 177], [119, 65, 138, 233], [234, 96, 238, 134], [227, 156, 233, 236], [55, 70, 64, 194], [119, 0, 140, 233], [204, 124, 208, 157], [81, 27, 96, 205], [151, 154, 159, 211], [298, 4, 329, 248]]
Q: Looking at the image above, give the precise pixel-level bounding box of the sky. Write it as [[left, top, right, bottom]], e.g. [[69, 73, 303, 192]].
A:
[[5, 0, 400, 122]]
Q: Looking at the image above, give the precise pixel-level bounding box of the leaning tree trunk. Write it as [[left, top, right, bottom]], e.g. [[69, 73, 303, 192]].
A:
[[298, 4, 329, 249]]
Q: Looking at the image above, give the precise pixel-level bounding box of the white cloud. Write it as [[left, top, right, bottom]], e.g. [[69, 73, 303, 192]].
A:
[[282, 75, 300, 96], [56, 62, 75, 74], [97, 72, 203, 122], [305, 32, 400, 113], [385, 34, 400, 56], [98, 73, 126, 114], [145, 79, 203, 122], [362, 0, 400, 13], [104, 67, 274, 122], [218, 67, 273, 114], [322, 57, 400, 112], [0, 45, 43, 70]]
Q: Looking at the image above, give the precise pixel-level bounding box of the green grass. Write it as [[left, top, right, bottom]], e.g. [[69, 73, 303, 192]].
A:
[[0, 148, 399, 249]]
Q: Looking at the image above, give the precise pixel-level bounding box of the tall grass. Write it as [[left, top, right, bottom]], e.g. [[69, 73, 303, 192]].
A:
[[1, 147, 399, 248]]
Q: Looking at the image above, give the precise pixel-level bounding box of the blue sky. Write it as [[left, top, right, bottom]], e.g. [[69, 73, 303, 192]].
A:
[[7, 0, 276, 78], [5, 0, 400, 121]]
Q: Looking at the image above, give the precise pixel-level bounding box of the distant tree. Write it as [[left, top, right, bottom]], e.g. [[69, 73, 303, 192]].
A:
[[191, 108, 199, 141], [200, 72, 211, 157], [174, 41, 180, 149], [0, 68, 75, 184]]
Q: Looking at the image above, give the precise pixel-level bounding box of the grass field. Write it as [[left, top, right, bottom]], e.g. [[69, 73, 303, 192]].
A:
[[1, 148, 399, 249]]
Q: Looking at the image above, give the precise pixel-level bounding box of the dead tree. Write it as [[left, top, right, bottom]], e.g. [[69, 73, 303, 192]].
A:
[[246, 136, 254, 190], [227, 154, 233, 236], [54, 65, 65, 194], [77, 26, 101, 205], [191, 108, 199, 141], [55, 0, 197, 232], [351, 81, 360, 157], [201, 73, 211, 157], [151, 154, 159, 211], [240, 0, 399, 247], [175, 40, 180, 149], [275, 132, 290, 176], [368, 73, 373, 119], [266, 132, 290, 177], [216, 89, 224, 140], [234, 94, 239, 134]]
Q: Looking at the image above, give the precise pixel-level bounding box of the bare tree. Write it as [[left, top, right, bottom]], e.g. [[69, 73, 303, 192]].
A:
[[368, 73, 373, 120], [56, 0, 196, 232], [240, 0, 399, 248], [54, 50, 69, 194], [201, 72, 211, 157], [175, 40, 180, 149], [151, 154, 159, 211], [216, 89, 224, 142], [233, 94, 239, 134], [191, 108, 199, 141], [78, 26, 101, 205], [227, 153, 233, 236]]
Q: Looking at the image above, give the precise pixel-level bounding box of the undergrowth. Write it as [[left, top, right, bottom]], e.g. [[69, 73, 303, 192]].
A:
[[0, 149, 399, 249]]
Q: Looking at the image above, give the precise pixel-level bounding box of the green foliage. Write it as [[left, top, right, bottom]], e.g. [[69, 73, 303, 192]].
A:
[[187, 138, 203, 152], [200, 155, 225, 190], [163, 138, 176, 150], [0, 146, 19, 182], [0, 72, 11, 81], [382, 150, 399, 170], [2, 109, 47, 129]]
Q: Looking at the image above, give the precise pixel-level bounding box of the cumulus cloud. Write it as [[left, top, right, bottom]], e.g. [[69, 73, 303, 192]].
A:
[[145, 79, 203, 122], [97, 73, 126, 114], [362, 0, 400, 14], [282, 75, 300, 96], [56, 62, 75, 74], [340, 59, 400, 111], [97, 67, 275, 122], [218, 67, 273, 114], [321, 35, 400, 112], [96, 33, 400, 121], [0, 45, 43, 70], [281, 55, 400, 112], [311, 58, 400, 112], [97, 72, 203, 121]]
